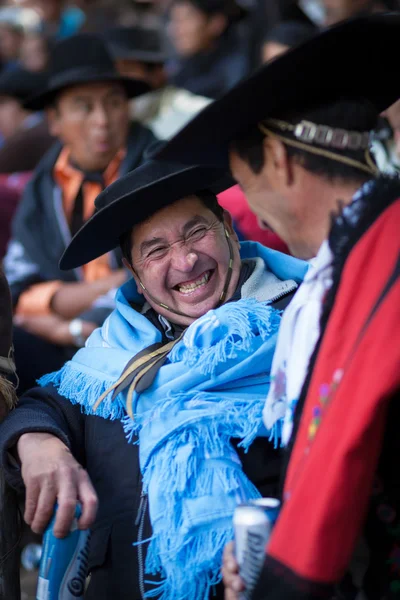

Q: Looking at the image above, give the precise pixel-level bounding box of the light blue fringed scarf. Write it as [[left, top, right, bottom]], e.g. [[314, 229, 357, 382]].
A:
[[40, 242, 307, 600]]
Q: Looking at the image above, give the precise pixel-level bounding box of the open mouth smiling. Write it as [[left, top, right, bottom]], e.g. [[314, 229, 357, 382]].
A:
[[173, 269, 215, 295]]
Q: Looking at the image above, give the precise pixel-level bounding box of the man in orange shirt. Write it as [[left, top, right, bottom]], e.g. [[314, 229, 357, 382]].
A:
[[4, 33, 155, 393]]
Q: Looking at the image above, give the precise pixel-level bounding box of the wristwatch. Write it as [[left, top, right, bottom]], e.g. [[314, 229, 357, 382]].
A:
[[68, 319, 86, 348]]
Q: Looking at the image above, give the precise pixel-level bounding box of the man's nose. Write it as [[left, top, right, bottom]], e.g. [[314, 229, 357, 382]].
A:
[[92, 103, 109, 127], [170, 248, 198, 272]]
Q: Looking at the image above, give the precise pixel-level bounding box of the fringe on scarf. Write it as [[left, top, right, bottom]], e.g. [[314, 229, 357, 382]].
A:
[[132, 419, 262, 600], [268, 418, 283, 449], [168, 299, 281, 375], [39, 363, 124, 421], [122, 389, 266, 450], [0, 375, 17, 411]]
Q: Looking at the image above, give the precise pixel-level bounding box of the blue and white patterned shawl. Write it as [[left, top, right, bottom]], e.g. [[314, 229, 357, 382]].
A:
[[40, 242, 307, 600]]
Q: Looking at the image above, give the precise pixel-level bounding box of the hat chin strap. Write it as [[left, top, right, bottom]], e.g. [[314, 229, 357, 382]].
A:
[[136, 229, 234, 320]]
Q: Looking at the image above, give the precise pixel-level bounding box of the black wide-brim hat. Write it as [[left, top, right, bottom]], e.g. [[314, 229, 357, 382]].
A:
[[155, 13, 400, 167], [0, 67, 47, 103], [60, 159, 234, 270], [24, 33, 150, 111], [103, 26, 168, 64]]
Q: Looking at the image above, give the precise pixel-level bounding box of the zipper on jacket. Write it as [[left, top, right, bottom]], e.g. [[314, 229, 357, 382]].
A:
[[136, 493, 148, 600], [268, 281, 298, 304]]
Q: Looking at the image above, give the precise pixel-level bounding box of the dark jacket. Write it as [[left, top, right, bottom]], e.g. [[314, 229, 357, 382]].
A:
[[0, 384, 281, 600], [4, 121, 156, 308]]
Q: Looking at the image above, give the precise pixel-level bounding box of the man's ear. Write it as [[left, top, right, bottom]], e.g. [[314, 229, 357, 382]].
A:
[[222, 209, 239, 245], [46, 106, 61, 137], [263, 136, 294, 188], [122, 258, 143, 295]]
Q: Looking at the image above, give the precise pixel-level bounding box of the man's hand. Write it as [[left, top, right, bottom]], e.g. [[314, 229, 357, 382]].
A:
[[50, 269, 128, 320], [14, 314, 97, 346], [222, 541, 245, 600], [17, 432, 98, 538]]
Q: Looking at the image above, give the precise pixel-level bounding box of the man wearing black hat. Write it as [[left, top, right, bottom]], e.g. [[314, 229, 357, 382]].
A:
[[4, 33, 155, 393], [0, 66, 55, 173], [104, 26, 211, 139], [168, 0, 251, 99], [0, 158, 306, 599], [154, 14, 400, 600]]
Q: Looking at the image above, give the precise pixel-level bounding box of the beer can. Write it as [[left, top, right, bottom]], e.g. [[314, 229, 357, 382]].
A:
[[233, 497, 280, 600], [36, 504, 91, 600]]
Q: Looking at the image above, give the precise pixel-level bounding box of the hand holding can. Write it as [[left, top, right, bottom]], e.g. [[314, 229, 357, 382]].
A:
[[233, 498, 280, 600], [36, 503, 91, 600]]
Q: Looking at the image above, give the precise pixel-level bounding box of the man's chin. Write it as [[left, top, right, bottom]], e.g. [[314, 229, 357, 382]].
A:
[[88, 147, 120, 170]]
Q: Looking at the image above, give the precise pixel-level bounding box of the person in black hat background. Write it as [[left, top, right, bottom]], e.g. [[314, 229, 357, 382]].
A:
[[103, 25, 211, 139], [154, 14, 400, 600], [260, 19, 316, 63], [0, 67, 46, 142], [0, 158, 307, 600], [167, 0, 251, 99], [0, 66, 55, 173], [4, 33, 155, 395], [0, 20, 23, 72]]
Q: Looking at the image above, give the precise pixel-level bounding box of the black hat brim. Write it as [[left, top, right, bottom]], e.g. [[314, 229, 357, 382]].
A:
[[24, 71, 150, 111], [59, 160, 234, 270], [154, 13, 400, 167]]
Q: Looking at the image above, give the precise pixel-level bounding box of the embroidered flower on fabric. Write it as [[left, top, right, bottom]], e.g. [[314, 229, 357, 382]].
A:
[[272, 366, 287, 401], [308, 368, 343, 441]]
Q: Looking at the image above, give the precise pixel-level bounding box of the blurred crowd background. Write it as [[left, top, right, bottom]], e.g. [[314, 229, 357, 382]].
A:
[[0, 0, 398, 597], [0, 0, 398, 261]]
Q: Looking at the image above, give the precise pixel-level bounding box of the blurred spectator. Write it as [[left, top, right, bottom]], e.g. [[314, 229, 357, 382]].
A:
[[167, 0, 251, 98], [20, 32, 51, 72], [321, 0, 388, 26], [0, 67, 45, 141], [0, 21, 24, 70], [4, 33, 155, 393], [104, 25, 211, 138], [0, 66, 54, 173], [0, 183, 22, 259], [19, 0, 86, 39], [384, 100, 400, 161], [0, 173, 33, 260], [373, 101, 400, 174], [261, 20, 316, 63]]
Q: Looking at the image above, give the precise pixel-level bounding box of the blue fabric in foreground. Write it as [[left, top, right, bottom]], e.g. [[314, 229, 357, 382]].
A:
[[39, 242, 306, 599]]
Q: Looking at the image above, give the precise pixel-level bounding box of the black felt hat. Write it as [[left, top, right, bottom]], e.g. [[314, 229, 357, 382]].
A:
[[186, 0, 247, 23], [103, 26, 167, 64], [0, 67, 47, 104], [59, 159, 234, 270], [155, 13, 400, 167], [24, 33, 150, 111]]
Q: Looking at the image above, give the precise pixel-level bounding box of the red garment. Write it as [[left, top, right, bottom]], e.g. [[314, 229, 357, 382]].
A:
[[217, 185, 289, 253], [260, 198, 400, 597]]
